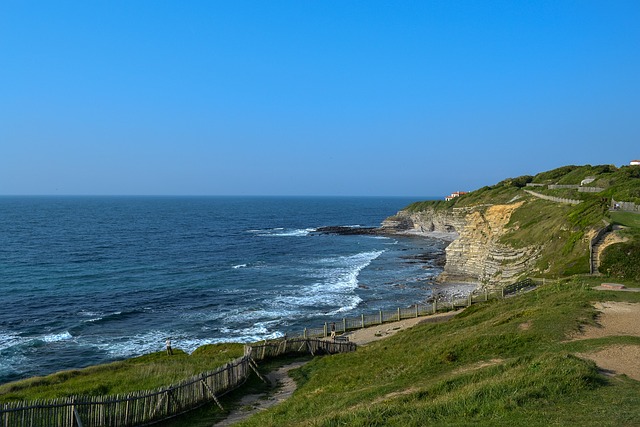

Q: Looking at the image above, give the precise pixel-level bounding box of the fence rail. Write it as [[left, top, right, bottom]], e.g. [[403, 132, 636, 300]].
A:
[[0, 339, 354, 427], [1, 276, 536, 427], [524, 190, 582, 205], [612, 199, 640, 213], [293, 281, 531, 340]]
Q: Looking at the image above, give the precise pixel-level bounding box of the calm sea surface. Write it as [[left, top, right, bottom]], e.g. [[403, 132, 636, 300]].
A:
[[0, 196, 445, 384]]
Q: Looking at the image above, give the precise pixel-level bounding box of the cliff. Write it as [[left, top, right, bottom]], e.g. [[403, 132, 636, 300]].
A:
[[382, 164, 640, 286], [382, 201, 540, 287]]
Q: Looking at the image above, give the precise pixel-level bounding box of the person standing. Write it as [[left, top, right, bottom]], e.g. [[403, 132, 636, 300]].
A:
[[166, 338, 173, 355], [330, 322, 336, 339]]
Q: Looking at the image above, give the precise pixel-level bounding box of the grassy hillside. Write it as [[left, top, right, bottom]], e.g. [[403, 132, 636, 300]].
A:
[[232, 279, 640, 426], [0, 343, 244, 401], [3, 163, 639, 427], [405, 164, 640, 280]]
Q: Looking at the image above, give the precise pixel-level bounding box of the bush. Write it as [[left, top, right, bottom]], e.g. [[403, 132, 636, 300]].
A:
[[498, 175, 534, 188], [599, 241, 640, 281]]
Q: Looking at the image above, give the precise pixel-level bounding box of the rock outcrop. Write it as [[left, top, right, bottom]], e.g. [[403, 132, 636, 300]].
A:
[[382, 202, 540, 287]]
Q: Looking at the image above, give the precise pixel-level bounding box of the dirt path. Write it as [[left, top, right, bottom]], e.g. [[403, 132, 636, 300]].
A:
[[212, 311, 465, 425], [573, 301, 640, 381], [342, 310, 464, 345], [213, 360, 308, 426]]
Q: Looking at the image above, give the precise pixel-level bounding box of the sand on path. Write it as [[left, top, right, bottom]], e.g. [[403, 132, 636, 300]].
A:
[[212, 310, 464, 425], [342, 309, 464, 345], [573, 301, 640, 381], [213, 360, 308, 427]]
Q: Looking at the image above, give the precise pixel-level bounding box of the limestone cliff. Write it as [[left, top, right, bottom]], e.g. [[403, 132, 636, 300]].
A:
[[382, 202, 540, 287]]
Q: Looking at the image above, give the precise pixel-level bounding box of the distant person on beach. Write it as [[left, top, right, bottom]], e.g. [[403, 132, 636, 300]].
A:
[[330, 322, 336, 339], [166, 338, 173, 355]]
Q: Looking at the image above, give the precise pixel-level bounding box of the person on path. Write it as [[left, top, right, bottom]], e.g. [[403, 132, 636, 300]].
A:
[[166, 338, 173, 355], [330, 322, 336, 339]]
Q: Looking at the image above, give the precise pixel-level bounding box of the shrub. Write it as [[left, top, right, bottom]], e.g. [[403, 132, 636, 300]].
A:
[[599, 241, 640, 281]]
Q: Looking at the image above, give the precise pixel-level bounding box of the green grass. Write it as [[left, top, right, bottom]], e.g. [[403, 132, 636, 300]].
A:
[[158, 355, 313, 427], [0, 343, 244, 401], [231, 280, 640, 426], [404, 164, 638, 281], [4, 163, 640, 425], [610, 211, 640, 229], [599, 241, 640, 282]]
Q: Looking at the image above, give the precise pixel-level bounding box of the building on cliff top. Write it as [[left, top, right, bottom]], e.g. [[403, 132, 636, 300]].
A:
[[445, 191, 467, 201], [630, 160, 640, 166]]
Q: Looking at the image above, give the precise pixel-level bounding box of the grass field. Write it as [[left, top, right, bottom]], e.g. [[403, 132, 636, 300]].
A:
[[0, 343, 244, 401], [222, 279, 640, 427], [3, 163, 639, 425], [3, 280, 640, 426], [610, 211, 640, 229]]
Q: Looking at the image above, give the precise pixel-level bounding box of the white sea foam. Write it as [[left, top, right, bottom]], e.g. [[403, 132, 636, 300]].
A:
[[78, 310, 103, 317], [0, 331, 28, 350], [273, 250, 382, 314], [251, 227, 316, 237], [232, 264, 247, 269], [92, 330, 175, 358], [42, 331, 73, 343], [224, 308, 299, 324], [88, 325, 284, 358], [217, 322, 284, 343]]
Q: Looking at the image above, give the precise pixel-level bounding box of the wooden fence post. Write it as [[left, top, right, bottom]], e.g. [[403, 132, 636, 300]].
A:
[[415, 304, 419, 317], [343, 318, 346, 332], [303, 328, 307, 339], [73, 400, 84, 427], [379, 310, 383, 324], [361, 314, 365, 328], [397, 307, 401, 321], [324, 322, 328, 337], [433, 300, 437, 314]]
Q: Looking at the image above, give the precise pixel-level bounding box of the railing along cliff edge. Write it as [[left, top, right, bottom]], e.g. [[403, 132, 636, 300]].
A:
[[1, 277, 536, 427], [0, 338, 356, 427]]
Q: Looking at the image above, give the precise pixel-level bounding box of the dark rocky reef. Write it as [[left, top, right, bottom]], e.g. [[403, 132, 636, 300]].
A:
[[314, 226, 381, 235]]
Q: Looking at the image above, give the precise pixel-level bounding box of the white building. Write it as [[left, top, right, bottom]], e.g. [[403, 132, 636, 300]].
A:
[[445, 191, 467, 201], [630, 160, 640, 166]]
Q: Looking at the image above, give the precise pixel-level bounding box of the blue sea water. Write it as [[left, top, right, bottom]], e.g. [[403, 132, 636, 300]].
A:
[[0, 196, 446, 384]]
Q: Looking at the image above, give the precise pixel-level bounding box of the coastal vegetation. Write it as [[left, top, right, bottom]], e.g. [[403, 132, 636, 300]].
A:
[[0, 344, 244, 401], [404, 164, 640, 281], [2, 163, 639, 426], [166, 278, 640, 426]]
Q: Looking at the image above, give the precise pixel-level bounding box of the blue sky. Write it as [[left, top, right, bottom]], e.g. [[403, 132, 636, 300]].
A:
[[1, 1, 639, 197]]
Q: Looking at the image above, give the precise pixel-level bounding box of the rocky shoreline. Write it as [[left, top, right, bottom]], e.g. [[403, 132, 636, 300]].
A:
[[315, 225, 479, 300]]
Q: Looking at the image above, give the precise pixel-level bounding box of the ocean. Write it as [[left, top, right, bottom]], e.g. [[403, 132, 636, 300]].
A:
[[0, 196, 447, 384]]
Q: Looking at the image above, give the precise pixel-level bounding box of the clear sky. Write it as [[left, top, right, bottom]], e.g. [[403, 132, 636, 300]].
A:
[[1, 1, 639, 197]]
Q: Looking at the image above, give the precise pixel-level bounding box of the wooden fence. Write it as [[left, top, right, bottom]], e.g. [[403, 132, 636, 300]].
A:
[[1, 276, 536, 427], [524, 190, 582, 205], [291, 279, 535, 340], [0, 339, 355, 427], [612, 199, 640, 213]]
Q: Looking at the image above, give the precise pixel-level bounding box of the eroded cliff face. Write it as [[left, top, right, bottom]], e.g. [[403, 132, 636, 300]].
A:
[[382, 202, 540, 287]]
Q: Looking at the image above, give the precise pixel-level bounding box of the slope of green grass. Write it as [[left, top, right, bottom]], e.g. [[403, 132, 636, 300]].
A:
[[611, 211, 640, 229], [403, 164, 639, 280], [0, 343, 244, 401], [233, 280, 640, 426]]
